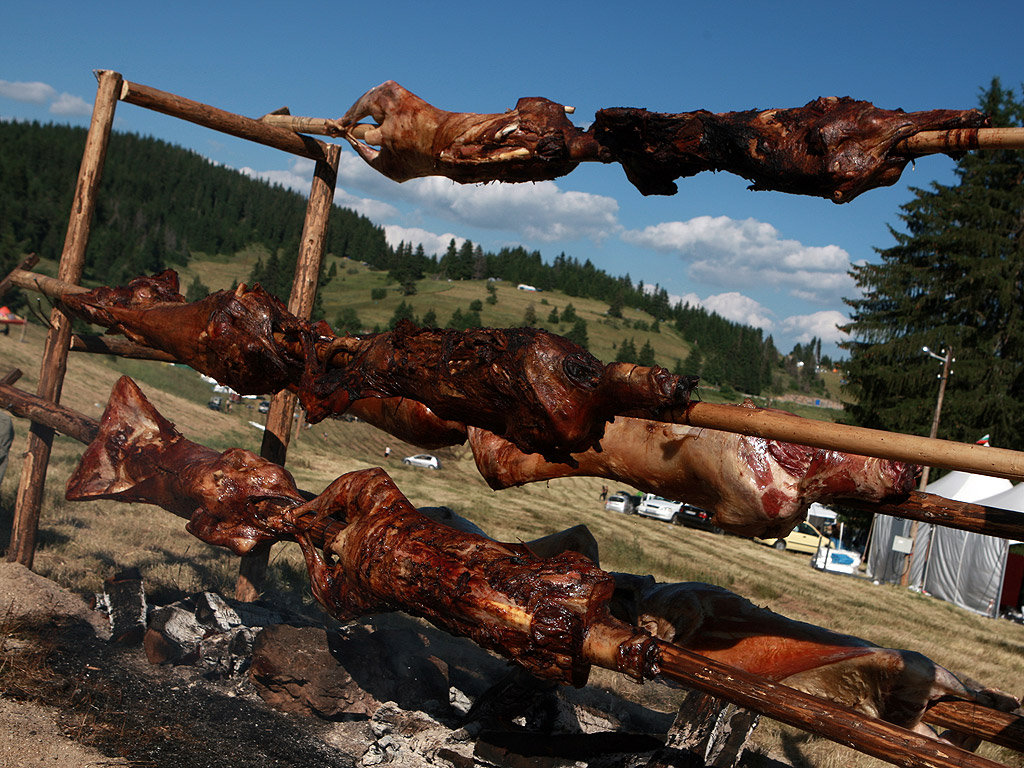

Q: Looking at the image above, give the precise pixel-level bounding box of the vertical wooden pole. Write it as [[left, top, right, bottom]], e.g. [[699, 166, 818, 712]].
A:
[[234, 142, 341, 601], [6, 70, 122, 568]]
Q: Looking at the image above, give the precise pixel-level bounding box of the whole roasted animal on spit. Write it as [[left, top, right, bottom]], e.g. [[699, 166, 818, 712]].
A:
[[335, 80, 989, 203], [60, 377, 1018, 752], [56, 271, 916, 538]]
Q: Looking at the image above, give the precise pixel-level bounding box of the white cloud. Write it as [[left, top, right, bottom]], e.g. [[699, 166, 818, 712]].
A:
[[49, 92, 92, 116], [240, 157, 398, 220], [622, 215, 856, 305], [701, 292, 776, 330], [779, 310, 850, 346], [384, 225, 465, 256], [0, 80, 56, 103], [337, 152, 620, 242]]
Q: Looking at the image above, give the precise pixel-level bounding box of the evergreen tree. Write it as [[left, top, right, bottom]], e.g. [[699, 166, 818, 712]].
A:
[[617, 337, 638, 364], [547, 306, 560, 324], [841, 79, 1024, 448], [638, 339, 656, 367], [422, 308, 438, 328], [522, 303, 537, 327], [184, 273, 211, 302], [561, 303, 577, 323], [334, 307, 363, 334], [388, 300, 417, 329], [565, 317, 589, 350]]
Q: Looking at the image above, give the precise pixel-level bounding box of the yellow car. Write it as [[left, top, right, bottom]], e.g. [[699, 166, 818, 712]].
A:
[[757, 521, 831, 553]]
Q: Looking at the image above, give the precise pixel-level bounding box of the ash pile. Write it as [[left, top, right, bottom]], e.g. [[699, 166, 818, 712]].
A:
[[93, 568, 744, 768]]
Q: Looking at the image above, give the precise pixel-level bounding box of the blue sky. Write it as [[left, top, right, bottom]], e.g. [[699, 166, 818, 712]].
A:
[[3, 2, 1022, 357]]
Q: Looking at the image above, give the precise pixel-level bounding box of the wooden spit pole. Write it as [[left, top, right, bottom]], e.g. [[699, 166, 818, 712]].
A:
[[897, 126, 1024, 154], [118, 79, 330, 163], [6, 70, 122, 569], [677, 401, 1024, 482], [0, 378, 1017, 768], [235, 141, 342, 603]]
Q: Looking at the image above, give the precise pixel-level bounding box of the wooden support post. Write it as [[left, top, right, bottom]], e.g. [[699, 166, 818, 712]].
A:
[[234, 142, 341, 602], [646, 689, 760, 768], [6, 70, 121, 568]]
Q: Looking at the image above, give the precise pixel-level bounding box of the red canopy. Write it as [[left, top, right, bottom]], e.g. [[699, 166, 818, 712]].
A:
[[0, 306, 26, 325]]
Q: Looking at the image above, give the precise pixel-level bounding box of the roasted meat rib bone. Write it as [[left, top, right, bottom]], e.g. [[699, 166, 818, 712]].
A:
[[58, 271, 697, 462], [468, 409, 917, 538], [338, 81, 987, 202]]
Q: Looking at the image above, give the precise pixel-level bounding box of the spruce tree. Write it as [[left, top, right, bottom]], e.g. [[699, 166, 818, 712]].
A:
[[841, 79, 1024, 448]]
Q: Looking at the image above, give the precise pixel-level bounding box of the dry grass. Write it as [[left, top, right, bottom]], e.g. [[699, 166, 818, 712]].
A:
[[2, 322, 1022, 768]]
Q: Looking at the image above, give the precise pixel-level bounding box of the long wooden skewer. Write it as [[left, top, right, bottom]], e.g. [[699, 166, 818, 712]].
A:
[[0, 376, 1016, 767], [10, 267, 1024, 491]]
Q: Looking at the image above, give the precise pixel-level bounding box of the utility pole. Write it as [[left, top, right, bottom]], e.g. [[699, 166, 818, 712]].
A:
[[900, 345, 953, 587]]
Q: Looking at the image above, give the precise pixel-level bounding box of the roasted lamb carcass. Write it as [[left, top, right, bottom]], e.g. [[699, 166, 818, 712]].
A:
[[468, 404, 917, 538], [336, 81, 987, 203], [58, 272, 698, 462], [65, 376, 654, 686], [336, 80, 597, 184], [592, 97, 988, 202]]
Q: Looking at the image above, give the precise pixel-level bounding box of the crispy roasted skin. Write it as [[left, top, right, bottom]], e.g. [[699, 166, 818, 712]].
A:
[[592, 97, 988, 202], [338, 82, 987, 202], [59, 272, 697, 461], [468, 406, 917, 538], [338, 80, 595, 184], [65, 376, 653, 685]]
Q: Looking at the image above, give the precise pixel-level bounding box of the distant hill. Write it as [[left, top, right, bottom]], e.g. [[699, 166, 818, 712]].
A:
[[0, 121, 833, 400]]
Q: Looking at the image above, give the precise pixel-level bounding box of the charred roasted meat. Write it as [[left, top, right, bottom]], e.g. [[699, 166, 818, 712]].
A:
[[338, 82, 987, 202], [468, 405, 917, 538], [58, 272, 697, 461], [66, 376, 654, 685], [592, 97, 988, 202]]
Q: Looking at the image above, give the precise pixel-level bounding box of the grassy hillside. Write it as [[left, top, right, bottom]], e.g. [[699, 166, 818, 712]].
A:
[[1, 321, 1020, 768]]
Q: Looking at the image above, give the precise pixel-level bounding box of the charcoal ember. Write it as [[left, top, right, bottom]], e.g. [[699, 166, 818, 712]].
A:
[[249, 623, 453, 721]]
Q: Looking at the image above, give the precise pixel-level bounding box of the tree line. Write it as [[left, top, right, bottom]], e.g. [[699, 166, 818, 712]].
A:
[[1, 120, 815, 397]]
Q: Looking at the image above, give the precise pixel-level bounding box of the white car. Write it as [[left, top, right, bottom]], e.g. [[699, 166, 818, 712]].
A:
[[605, 492, 637, 515], [403, 454, 441, 470], [636, 494, 685, 523]]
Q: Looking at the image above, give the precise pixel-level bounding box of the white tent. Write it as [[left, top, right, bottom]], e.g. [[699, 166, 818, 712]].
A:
[[867, 471, 1016, 616]]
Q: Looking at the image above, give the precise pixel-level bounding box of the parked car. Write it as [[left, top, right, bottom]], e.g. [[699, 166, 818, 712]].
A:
[[756, 521, 829, 553], [635, 494, 718, 531], [403, 454, 441, 470], [207, 396, 223, 411], [605, 491, 638, 515], [258, 400, 271, 414]]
